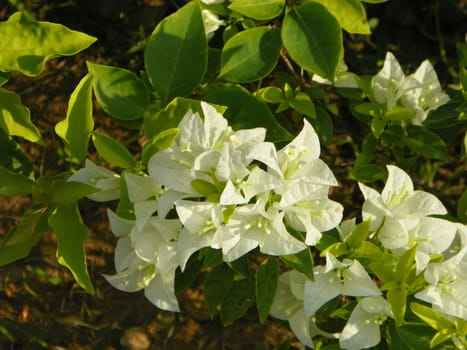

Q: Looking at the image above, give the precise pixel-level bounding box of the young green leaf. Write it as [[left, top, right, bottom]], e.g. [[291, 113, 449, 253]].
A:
[[410, 303, 453, 331], [55, 73, 94, 163], [220, 27, 282, 83], [0, 88, 43, 144], [91, 132, 136, 169], [310, 0, 371, 34], [344, 219, 370, 249], [228, 0, 285, 20], [289, 91, 316, 118], [204, 263, 235, 317], [220, 278, 254, 325], [0, 166, 36, 196], [144, 1, 207, 104], [256, 258, 279, 323], [0, 12, 96, 76], [282, 2, 342, 81], [87, 62, 150, 121], [387, 287, 407, 325], [48, 203, 94, 293]]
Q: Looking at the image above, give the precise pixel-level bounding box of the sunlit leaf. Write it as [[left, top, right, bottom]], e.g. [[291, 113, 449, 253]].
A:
[[220, 27, 281, 83], [0, 88, 42, 144], [310, 0, 370, 34], [91, 132, 136, 168], [144, 1, 207, 104], [0, 166, 36, 196], [87, 62, 150, 121], [282, 2, 342, 81], [228, 0, 285, 20], [0, 12, 96, 76], [48, 203, 94, 293], [55, 73, 94, 163]]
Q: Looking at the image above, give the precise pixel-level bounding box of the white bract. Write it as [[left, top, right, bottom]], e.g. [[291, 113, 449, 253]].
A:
[[415, 246, 467, 320], [303, 253, 381, 317], [270, 270, 338, 349], [401, 59, 450, 125], [359, 165, 456, 271], [103, 210, 182, 312], [339, 296, 392, 350], [312, 60, 359, 88], [372, 52, 449, 125], [68, 159, 120, 201], [201, 9, 225, 40]]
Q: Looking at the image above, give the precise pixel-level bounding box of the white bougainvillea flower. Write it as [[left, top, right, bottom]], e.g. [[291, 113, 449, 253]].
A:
[[372, 52, 419, 110], [277, 182, 343, 245], [415, 246, 467, 320], [339, 296, 392, 350], [401, 59, 450, 125], [270, 270, 338, 348], [221, 194, 307, 261], [68, 159, 120, 201], [175, 200, 225, 270], [359, 165, 448, 251], [304, 253, 381, 317], [124, 173, 163, 204], [201, 9, 225, 40], [104, 211, 181, 312]]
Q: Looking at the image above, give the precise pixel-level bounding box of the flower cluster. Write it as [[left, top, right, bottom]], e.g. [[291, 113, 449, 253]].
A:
[[70, 102, 466, 349], [372, 52, 449, 125], [73, 102, 342, 312], [272, 165, 466, 349]]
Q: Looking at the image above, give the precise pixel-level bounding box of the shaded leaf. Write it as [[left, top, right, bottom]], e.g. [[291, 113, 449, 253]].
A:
[[204, 263, 235, 317], [220, 278, 254, 325], [405, 127, 449, 160], [256, 258, 279, 323], [0, 166, 36, 196], [281, 247, 314, 281]]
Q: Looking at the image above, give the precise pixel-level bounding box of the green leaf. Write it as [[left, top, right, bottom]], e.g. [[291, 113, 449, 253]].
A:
[[144, 1, 207, 104], [320, 242, 350, 257], [352, 241, 383, 259], [369, 262, 397, 283], [289, 91, 316, 118], [309, 0, 370, 34], [0, 166, 36, 196], [255, 87, 284, 103], [386, 106, 417, 121], [405, 127, 449, 160], [457, 189, 467, 223], [0, 130, 33, 175], [397, 323, 440, 349], [43, 179, 99, 205], [282, 2, 342, 81], [220, 278, 254, 325], [228, 0, 285, 20], [204, 263, 235, 317], [395, 244, 417, 282], [371, 117, 387, 138], [86, 62, 150, 121], [281, 247, 314, 281], [48, 203, 94, 293], [0, 88, 43, 144], [202, 83, 292, 142], [387, 287, 407, 325], [256, 258, 279, 323], [55, 73, 94, 163], [0, 208, 48, 266], [350, 161, 385, 182], [91, 132, 136, 168], [220, 27, 282, 83], [344, 219, 370, 249], [355, 102, 385, 117], [410, 303, 453, 331], [0, 12, 96, 76]]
